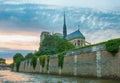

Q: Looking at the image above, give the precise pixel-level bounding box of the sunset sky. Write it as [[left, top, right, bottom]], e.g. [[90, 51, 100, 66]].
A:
[[0, 0, 120, 64]]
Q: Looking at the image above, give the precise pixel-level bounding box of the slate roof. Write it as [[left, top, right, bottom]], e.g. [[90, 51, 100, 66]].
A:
[[66, 29, 85, 40]]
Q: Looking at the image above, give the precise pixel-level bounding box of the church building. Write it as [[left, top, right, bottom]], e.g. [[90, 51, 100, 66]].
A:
[[40, 12, 86, 48], [63, 13, 85, 47]]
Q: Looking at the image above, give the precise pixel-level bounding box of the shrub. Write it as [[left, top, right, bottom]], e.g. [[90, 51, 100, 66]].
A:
[[46, 55, 50, 70], [31, 56, 37, 69], [106, 38, 120, 55], [16, 61, 20, 72], [58, 52, 66, 69], [25, 53, 34, 60], [10, 63, 14, 71], [39, 55, 46, 68], [0, 58, 6, 64]]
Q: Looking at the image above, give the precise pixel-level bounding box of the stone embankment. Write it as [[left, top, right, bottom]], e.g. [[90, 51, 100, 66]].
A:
[[13, 44, 120, 80]]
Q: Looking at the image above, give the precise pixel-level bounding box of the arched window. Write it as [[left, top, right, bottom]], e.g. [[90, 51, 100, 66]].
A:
[[77, 40, 80, 46], [75, 42, 76, 46]]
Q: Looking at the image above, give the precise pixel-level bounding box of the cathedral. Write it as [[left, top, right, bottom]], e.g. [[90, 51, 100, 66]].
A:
[[41, 12, 86, 48], [63, 13, 85, 47]]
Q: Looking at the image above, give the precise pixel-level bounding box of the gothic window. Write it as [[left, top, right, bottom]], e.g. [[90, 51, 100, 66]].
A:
[[75, 42, 76, 46], [77, 40, 80, 46]]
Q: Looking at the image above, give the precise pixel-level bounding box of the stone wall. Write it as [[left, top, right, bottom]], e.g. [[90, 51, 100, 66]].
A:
[[49, 57, 58, 74], [101, 51, 120, 78], [16, 44, 120, 79], [77, 52, 96, 76], [62, 55, 74, 75]]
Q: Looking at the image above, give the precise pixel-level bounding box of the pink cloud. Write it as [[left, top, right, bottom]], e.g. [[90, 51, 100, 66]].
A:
[[0, 32, 40, 50]]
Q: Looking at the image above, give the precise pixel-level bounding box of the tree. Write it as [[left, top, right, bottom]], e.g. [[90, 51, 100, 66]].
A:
[[39, 34, 60, 55], [13, 53, 24, 63], [39, 34, 75, 55], [0, 58, 6, 64], [13, 53, 24, 72], [25, 53, 34, 60], [34, 51, 40, 56], [31, 56, 37, 69], [56, 39, 75, 53]]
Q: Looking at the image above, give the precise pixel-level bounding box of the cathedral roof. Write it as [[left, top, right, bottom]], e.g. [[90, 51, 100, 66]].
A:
[[66, 29, 85, 40]]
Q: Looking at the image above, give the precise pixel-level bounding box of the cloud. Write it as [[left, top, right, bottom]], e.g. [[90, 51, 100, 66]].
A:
[[1, 0, 120, 10], [85, 29, 120, 44], [53, 14, 60, 23], [0, 35, 39, 42], [0, 34, 40, 50], [80, 15, 85, 23], [0, 31, 40, 51], [0, 41, 39, 50], [0, 4, 119, 33]]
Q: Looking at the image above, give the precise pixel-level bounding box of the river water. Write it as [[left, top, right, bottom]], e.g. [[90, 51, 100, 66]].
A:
[[0, 70, 119, 83]]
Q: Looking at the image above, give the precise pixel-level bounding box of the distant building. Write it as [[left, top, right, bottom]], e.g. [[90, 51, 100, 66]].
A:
[[40, 31, 50, 42], [54, 33, 62, 37]]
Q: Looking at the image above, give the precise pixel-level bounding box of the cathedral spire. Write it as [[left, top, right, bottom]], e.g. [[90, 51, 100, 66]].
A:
[[63, 11, 67, 38]]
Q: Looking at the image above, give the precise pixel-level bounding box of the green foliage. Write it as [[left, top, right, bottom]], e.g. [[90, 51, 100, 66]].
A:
[[39, 55, 50, 70], [39, 55, 46, 68], [39, 34, 60, 55], [71, 38, 120, 56], [0, 58, 5, 61], [106, 38, 120, 55], [25, 53, 34, 60], [13, 53, 24, 63], [58, 52, 66, 69], [0, 58, 6, 64], [46, 55, 50, 70], [56, 39, 75, 53], [25, 51, 40, 69], [39, 47, 56, 55], [39, 34, 75, 55], [31, 56, 37, 69], [13, 53, 24, 72], [34, 51, 40, 56], [10, 63, 14, 70], [16, 61, 21, 72]]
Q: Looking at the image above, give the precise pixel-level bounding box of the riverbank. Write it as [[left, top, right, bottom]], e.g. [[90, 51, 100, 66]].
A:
[[18, 71, 120, 81], [12, 44, 120, 80], [1, 70, 120, 83]]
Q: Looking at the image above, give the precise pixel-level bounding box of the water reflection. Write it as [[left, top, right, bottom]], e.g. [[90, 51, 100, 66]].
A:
[[0, 70, 119, 83]]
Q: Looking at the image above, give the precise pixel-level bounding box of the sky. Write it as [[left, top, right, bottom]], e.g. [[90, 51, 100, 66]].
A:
[[0, 0, 120, 64], [1, 0, 120, 9]]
